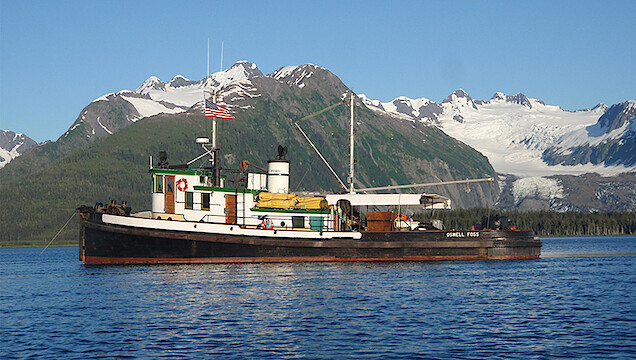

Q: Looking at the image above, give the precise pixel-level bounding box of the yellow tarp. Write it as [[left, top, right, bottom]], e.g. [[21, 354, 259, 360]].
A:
[[295, 197, 328, 210], [256, 192, 328, 210], [257, 192, 297, 201]]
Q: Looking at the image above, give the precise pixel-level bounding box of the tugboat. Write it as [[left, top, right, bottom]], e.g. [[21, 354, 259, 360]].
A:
[[78, 91, 541, 264]]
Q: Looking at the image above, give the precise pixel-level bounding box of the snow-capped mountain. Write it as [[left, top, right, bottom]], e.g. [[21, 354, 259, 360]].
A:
[[0, 130, 37, 168], [359, 94, 442, 122], [1, 61, 264, 175], [3, 62, 343, 178], [361, 90, 635, 177], [543, 100, 636, 167], [62, 61, 263, 141], [70, 59, 631, 181], [61, 62, 345, 145], [271, 64, 331, 89]]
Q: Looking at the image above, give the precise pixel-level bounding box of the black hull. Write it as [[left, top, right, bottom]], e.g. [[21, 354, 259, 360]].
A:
[[79, 213, 541, 264]]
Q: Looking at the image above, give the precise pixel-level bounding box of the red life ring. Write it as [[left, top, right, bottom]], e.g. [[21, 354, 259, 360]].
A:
[[260, 217, 274, 230], [176, 178, 188, 191]]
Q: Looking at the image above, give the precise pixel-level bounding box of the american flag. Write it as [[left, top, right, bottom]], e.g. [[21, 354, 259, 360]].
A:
[[205, 98, 234, 119]]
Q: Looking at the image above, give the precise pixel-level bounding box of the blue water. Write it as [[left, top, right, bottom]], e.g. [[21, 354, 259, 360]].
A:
[[1, 236, 634, 359]]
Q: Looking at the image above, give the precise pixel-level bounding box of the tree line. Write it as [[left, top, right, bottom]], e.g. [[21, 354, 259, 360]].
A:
[[415, 208, 636, 237]]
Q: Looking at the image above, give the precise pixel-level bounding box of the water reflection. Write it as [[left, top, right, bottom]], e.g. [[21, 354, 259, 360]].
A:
[[541, 235, 636, 258], [0, 236, 634, 359]]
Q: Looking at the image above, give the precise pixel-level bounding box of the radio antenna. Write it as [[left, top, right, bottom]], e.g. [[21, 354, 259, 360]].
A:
[[207, 38, 210, 78], [219, 41, 224, 72]]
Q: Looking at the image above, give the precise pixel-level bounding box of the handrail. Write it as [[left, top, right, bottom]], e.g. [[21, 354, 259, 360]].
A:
[[193, 212, 335, 231]]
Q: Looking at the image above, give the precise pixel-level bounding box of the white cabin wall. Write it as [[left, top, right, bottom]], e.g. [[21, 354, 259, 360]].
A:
[[152, 193, 164, 213], [150, 172, 334, 230]]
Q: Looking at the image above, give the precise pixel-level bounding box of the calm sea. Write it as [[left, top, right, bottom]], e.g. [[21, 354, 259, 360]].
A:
[[1, 236, 634, 359]]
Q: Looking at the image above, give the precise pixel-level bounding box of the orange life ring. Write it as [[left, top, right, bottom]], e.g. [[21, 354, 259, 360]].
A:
[[176, 178, 188, 191], [239, 160, 249, 170], [399, 214, 408, 221]]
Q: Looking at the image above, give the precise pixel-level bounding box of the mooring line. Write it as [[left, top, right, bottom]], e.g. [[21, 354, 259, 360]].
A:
[[39, 211, 76, 257]]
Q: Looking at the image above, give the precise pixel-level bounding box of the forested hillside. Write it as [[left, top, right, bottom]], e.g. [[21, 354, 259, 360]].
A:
[[416, 208, 636, 237]]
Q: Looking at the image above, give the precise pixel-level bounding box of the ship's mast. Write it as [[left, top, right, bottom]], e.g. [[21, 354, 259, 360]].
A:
[[211, 91, 221, 186], [348, 91, 355, 194], [206, 40, 220, 186], [211, 91, 218, 151]]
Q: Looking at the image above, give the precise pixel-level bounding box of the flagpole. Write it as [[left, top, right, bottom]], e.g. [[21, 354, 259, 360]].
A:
[[203, 40, 219, 185], [205, 39, 214, 179], [212, 90, 221, 186], [206, 39, 211, 152], [215, 41, 223, 186], [212, 91, 217, 151]]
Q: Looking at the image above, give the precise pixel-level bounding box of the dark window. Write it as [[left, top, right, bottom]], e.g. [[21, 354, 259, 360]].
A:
[[185, 192, 193, 209], [155, 175, 164, 193], [292, 216, 305, 228], [202, 193, 210, 210]]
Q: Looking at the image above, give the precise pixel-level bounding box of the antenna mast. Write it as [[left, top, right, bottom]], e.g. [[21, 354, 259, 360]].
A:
[[220, 42, 224, 72], [212, 91, 221, 186], [207, 38, 210, 78], [201, 39, 221, 186], [348, 91, 355, 194]]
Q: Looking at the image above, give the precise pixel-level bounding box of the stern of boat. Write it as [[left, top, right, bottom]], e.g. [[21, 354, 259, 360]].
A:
[[487, 231, 542, 259]]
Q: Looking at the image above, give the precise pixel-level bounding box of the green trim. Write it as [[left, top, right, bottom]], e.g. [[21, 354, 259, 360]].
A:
[[150, 168, 211, 176], [251, 207, 330, 214], [194, 185, 262, 194]]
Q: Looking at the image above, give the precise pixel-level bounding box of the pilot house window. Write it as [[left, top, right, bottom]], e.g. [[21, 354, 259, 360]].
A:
[[155, 175, 164, 193]]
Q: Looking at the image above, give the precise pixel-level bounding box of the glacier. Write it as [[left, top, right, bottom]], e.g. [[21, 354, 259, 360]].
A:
[[361, 91, 635, 177]]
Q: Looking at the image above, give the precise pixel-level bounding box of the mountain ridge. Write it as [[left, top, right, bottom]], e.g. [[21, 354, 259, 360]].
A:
[[0, 130, 38, 168], [3, 61, 633, 214], [6, 61, 631, 178], [0, 62, 264, 177], [361, 91, 635, 176]]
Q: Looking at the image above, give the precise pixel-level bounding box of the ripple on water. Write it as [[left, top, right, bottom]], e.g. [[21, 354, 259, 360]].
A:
[[0, 237, 634, 359]]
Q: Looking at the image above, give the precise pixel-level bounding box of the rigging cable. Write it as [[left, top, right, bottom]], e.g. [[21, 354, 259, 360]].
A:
[[39, 211, 76, 257], [296, 135, 327, 189]]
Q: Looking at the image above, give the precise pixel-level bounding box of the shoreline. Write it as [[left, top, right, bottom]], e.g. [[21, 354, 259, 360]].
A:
[[0, 241, 77, 249]]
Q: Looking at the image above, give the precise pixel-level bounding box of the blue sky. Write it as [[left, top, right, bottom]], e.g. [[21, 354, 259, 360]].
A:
[[1, 0, 634, 142]]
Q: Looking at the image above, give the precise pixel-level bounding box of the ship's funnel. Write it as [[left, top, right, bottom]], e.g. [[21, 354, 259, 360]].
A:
[[267, 160, 290, 194]]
